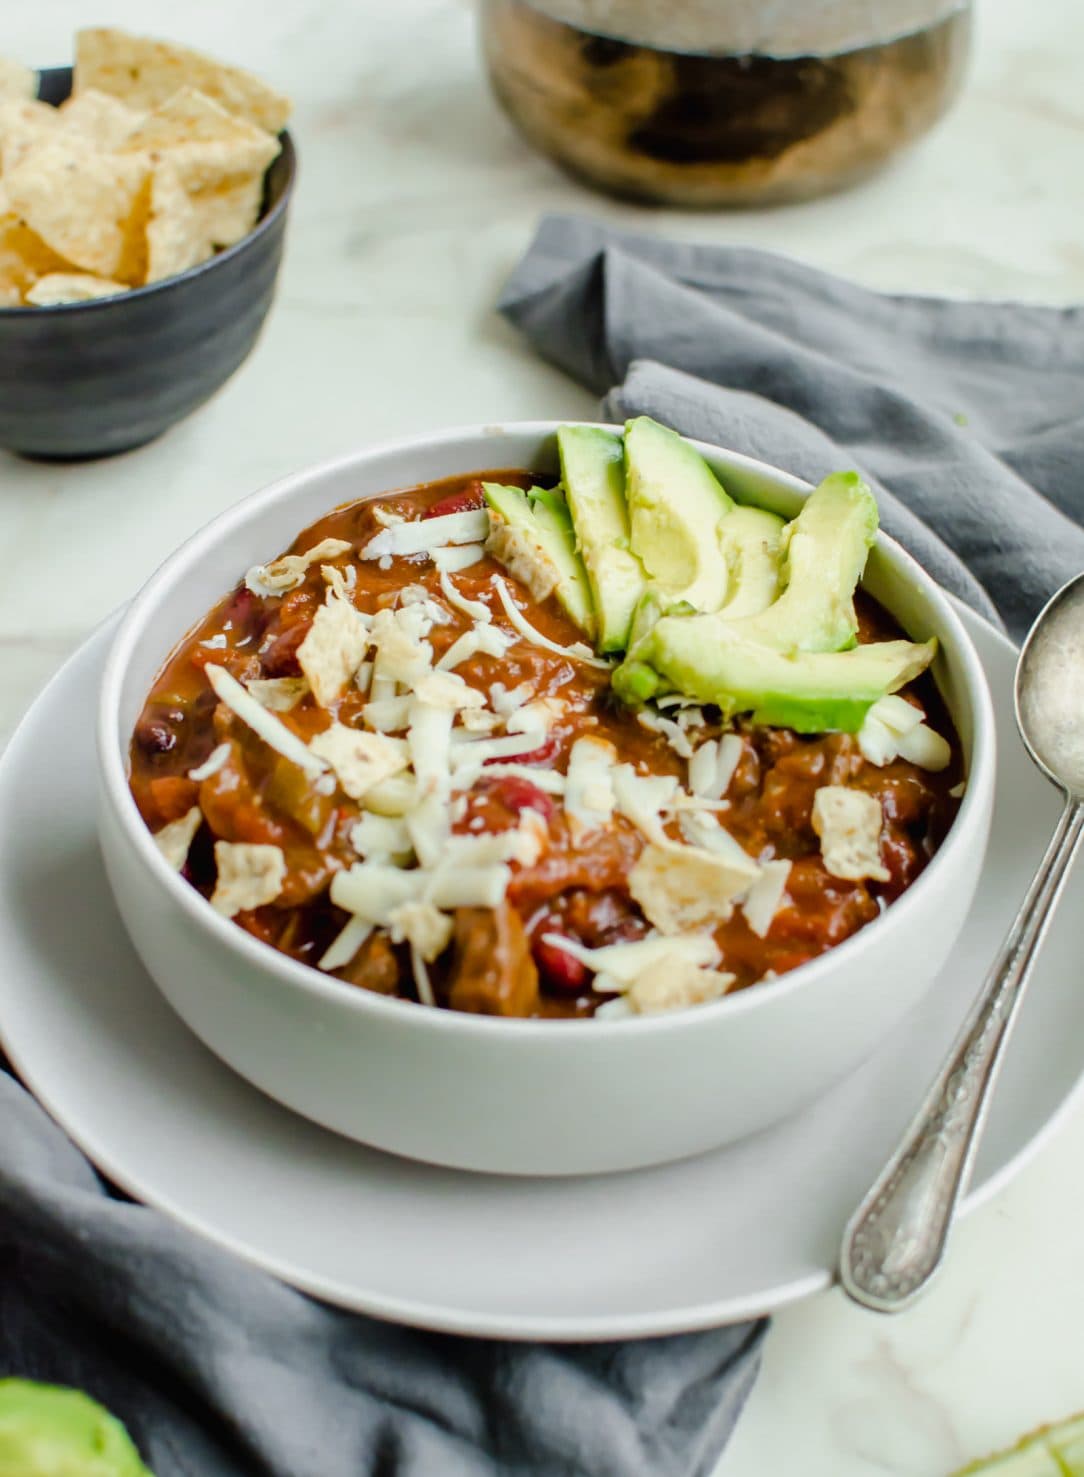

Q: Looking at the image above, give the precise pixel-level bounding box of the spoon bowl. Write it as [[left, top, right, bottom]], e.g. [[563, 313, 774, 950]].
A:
[[842, 570, 1084, 1311], [1015, 571, 1084, 799]]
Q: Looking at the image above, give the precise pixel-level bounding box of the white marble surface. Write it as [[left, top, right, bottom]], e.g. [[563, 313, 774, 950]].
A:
[[3, 2, 1084, 1473]]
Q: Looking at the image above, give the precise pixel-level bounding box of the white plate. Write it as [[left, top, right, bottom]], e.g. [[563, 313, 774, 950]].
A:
[[0, 608, 1078, 1342]]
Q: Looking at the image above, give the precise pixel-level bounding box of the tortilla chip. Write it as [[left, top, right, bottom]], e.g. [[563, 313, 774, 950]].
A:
[[118, 87, 279, 194], [58, 88, 145, 150], [74, 29, 291, 135], [0, 183, 71, 297], [0, 97, 60, 172], [0, 278, 22, 306], [144, 158, 211, 282], [24, 271, 127, 305], [188, 170, 264, 249], [0, 56, 36, 102], [4, 134, 149, 278]]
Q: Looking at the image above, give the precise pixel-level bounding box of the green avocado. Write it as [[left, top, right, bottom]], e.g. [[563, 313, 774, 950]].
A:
[[624, 417, 734, 614], [0, 1380, 152, 1477], [613, 615, 936, 733], [482, 482, 596, 639], [729, 472, 878, 653], [717, 505, 786, 619], [556, 425, 647, 653]]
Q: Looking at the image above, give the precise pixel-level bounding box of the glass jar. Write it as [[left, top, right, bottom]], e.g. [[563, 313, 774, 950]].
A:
[[480, 0, 972, 207]]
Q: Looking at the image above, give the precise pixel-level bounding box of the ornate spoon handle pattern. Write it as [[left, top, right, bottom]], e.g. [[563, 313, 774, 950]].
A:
[[840, 798, 1084, 1312]]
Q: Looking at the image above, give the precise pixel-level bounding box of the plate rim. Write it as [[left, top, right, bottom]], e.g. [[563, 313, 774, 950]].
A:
[[5, 604, 1072, 1342]]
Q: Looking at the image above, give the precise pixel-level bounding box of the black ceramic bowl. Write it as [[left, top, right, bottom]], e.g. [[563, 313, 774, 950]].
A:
[[0, 68, 296, 461]]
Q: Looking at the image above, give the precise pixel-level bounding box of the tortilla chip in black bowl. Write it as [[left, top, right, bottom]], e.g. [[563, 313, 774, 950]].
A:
[[0, 55, 295, 461]]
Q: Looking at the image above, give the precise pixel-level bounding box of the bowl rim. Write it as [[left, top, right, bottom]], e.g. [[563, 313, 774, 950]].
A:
[[98, 419, 997, 1039], [0, 64, 296, 318]]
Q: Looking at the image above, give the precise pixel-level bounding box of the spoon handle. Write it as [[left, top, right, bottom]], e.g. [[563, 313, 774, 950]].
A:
[[840, 796, 1084, 1312]]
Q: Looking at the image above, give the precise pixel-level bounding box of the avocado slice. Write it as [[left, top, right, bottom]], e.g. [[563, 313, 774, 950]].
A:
[[624, 417, 735, 614], [482, 482, 596, 639], [717, 505, 786, 619], [0, 1380, 152, 1477], [556, 425, 647, 653], [730, 472, 878, 653], [613, 614, 936, 733]]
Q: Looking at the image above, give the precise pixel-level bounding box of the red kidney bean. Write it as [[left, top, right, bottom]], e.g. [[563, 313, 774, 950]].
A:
[[260, 621, 311, 677], [532, 930, 589, 993], [480, 774, 555, 822]]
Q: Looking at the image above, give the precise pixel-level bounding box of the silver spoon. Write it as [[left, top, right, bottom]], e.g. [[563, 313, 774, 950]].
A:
[[840, 571, 1084, 1312]]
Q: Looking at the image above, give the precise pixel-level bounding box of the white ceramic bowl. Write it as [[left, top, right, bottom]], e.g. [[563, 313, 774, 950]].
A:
[[98, 423, 996, 1176]]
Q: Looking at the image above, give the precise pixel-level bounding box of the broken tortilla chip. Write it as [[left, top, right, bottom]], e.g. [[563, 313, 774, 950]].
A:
[[0, 56, 36, 102], [0, 97, 60, 173], [144, 158, 211, 282], [4, 134, 149, 279], [58, 88, 145, 150], [187, 170, 265, 249], [117, 87, 279, 194], [74, 29, 291, 135], [24, 271, 127, 305]]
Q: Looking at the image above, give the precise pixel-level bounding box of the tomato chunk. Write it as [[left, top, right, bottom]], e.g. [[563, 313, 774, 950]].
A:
[[426, 481, 486, 519]]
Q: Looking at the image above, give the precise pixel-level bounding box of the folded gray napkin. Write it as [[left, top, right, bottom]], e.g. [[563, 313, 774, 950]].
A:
[[501, 213, 1084, 640], [0, 1067, 765, 1476]]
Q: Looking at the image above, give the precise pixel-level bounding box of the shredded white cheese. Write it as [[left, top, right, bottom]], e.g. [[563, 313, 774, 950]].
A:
[[741, 859, 792, 939], [564, 736, 618, 836], [410, 946, 436, 1007], [387, 901, 453, 961], [413, 670, 485, 711], [188, 743, 230, 782], [319, 916, 373, 971], [369, 607, 433, 690], [612, 764, 678, 843], [541, 932, 720, 983], [153, 807, 202, 870], [205, 664, 328, 778], [476, 763, 566, 794], [688, 734, 744, 799], [362, 695, 413, 733], [361, 509, 489, 560], [489, 680, 535, 716], [406, 791, 451, 869], [858, 695, 951, 771], [350, 812, 413, 863], [638, 709, 694, 760], [439, 568, 492, 624], [210, 842, 286, 917], [432, 543, 485, 574], [437, 626, 512, 671], [408, 698, 454, 799], [492, 576, 610, 668], [812, 786, 890, 883]]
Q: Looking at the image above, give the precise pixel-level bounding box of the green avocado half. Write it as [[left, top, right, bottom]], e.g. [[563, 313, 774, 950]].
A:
[[613, 618, 936, 733], [556, 424, 647, 653], [0, 1380, 152, 1477]]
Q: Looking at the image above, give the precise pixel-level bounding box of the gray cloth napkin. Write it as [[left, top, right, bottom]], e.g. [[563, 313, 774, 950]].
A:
[[0, 1068, 765, 1476], [501, 213, 1084, 641]]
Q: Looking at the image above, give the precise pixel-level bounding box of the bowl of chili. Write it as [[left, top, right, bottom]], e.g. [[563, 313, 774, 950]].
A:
[[97, 422, 996, 1175]]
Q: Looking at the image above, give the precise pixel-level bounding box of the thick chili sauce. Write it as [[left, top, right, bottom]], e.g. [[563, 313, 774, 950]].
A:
[[130, 472, 963, 1019]]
